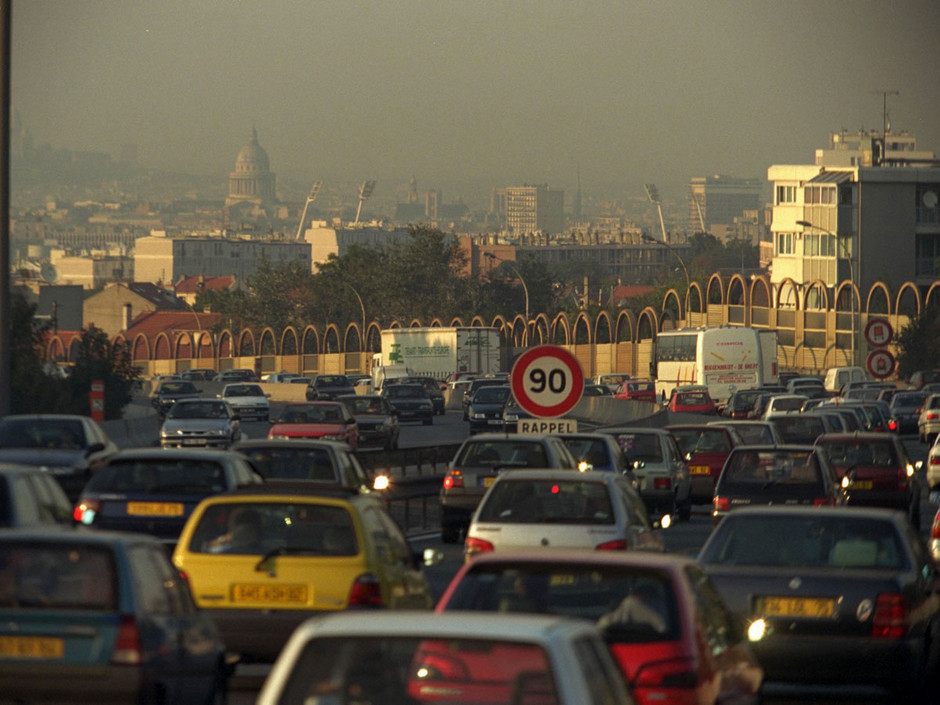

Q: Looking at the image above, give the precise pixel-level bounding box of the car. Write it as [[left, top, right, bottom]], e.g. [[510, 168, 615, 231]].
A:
[[255, 611, 634, 705], [759, 394, 808, 420], [888, 390, 929, 435], [461, 377, 512, 419], [823, 365, 869, 395], [596, 427, 693, 521], [745, 392, 773, 419], [180, 367, 216, 381], [583, 382, 614, 397], [698, 506, 940, 702], [268, 401, 360, 449], [711, 445, 845, 524], [74, 447, 262, 545], [439, 433, 579, 544], [765, 412, 828, 444], [843, 399, 892, 432], [666, 387, 716, 415], [919, 393, 940, 443], [261, 371, 301, 383], [288, 376, 311, 385], [215, 368, 259, 383], [707, 418, 784, 445], [381, 382, 435, 425], [218, 381, 270, 421], [402, 376, 447, 415], [231, 438, 379, 494], [150, 378, 202, 417], [931, 507, 940, 562], [500, 391, 536, 433], [814, 432, 921, 527], [337, 393, 400, 449], [0, 463, 74, 527], [0, 528, 231, 705], [806, 407, 851, 432], [159, 397, 241, 449], [786, 376, 826, 395], [593, 372, 631, 392], [305, 373, 356, 401], [925, 434, 940, 493], [464, 469, 666, 561], [437, 550, 764, 705], [556, 431, 634, 477], [0, 414, 120, 502], [721, 388, 764, 419], [172, 485, 434, 663], [665, 423, 740, 504], [464, 383, 511, 434], [815, 403, 865, 432], [614, 379, 657, 402]]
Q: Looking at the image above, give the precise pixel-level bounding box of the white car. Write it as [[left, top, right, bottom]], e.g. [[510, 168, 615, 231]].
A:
[[257, 611, 634, 705], [261, 372, 300, 383], [218, 383, 270, 421]]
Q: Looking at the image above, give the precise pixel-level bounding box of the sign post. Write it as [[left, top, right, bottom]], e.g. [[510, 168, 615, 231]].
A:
[[89, 380, 105, 422], [510, 346, 584, 430]]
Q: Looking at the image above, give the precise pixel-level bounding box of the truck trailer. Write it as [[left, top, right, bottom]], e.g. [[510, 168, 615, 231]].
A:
[[374, 327, 502, 382]]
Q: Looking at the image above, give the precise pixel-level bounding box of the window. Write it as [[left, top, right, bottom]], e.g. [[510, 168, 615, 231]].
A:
[[776, 185, 796, 204], [776, 232, 793, 255]]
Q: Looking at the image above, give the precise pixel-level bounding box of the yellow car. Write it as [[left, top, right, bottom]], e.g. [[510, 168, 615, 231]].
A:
[[172, 484, 434, 662]]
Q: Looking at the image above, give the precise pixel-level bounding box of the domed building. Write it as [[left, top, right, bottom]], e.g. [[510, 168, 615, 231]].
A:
[[225, 128, 277, 215]]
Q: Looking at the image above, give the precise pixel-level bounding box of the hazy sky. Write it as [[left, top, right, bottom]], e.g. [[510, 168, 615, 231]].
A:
[[11, 0, 940, 208]]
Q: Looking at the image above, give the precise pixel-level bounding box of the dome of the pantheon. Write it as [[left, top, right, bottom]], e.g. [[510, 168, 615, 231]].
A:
[[234, 128, 270, 174]]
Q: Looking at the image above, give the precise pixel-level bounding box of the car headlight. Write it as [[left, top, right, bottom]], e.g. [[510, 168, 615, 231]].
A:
[[270, 434, 290, 440], [470, 412, 487, 419], [212, 428, 228, 436]]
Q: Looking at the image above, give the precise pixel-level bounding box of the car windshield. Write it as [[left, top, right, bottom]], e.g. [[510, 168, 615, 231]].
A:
[[0, 542, 116, 610], [477, 479, 613, 525], [611, 433, 663, 464], [343, 397, 387, 415], [473, 386, 510, 404], [159, 381, 197, 394], [168, 402, 229, 419], [817, 440, 897, 468], [700, 514, 907, 570], [721, 449, 822, 485], [187, 501, 357, 556], [443, 563, 679, 642], [316, 376, 349, 388], [0, 418, 86, 450], [87, 459, 228, 495], [459, 442, 548, 467], [281, 405, 343, 424], [386, 385, 428, 399], [892, 393, 927, 410], [225, 384, 263, 397], [239, 447, 337, 482]]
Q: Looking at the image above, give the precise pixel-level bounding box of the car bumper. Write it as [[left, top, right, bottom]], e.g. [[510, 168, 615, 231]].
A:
[[688, 474, 715, 503], [468, 418, 506, 434], [161, 437, 232, 449], [844, 489, 913, 511], [207, 608, 339, 663]]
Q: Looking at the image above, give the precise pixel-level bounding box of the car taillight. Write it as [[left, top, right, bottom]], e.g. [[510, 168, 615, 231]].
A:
[[812, 498, 831, 507], [632, 657, 699, 689], [442, 471, 463, 489], [927, 412, 939, 420], [713, 496, 729, 513], [464, 536, 494, 559], [348, 574, 383, 607], [595, 539, 628, 551], [872, 593, 907, 639], [653, 477, 672, 490], [112, 615, 142, 665], [888, 419, 898, 431], [73, 499, 100, 524], [413, 651, 471, 681], [931, 456, 940, 466]]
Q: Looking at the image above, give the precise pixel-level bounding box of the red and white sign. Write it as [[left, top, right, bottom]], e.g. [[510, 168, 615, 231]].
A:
[[510, 345, 585, 419], [866, 349, 896, 379], [864, 318, 893, 347]]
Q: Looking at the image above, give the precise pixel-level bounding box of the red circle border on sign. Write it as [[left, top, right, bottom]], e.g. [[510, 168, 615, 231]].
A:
[[510, 345, 585, 418], [866, 349, 896, 379], [864, 318, 893, 347]]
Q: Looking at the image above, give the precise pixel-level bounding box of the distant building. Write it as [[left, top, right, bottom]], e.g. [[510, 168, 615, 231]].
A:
[[505, 185, 565, 236], [37, 285, 83, 332], [688, 175, 763, 240], [175, 274, 237, 306], [225, 128, 277, 217], [83, 282, 185, 338], [50, 250, 133, 290], [303, 222, 419, 271], [815, 129, 935, 168]]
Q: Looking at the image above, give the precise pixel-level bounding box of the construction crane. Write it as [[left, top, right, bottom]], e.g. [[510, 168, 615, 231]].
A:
[[644, 183, 668, 242], [294, 180, 323, 240], [354, 180, 376, 226]]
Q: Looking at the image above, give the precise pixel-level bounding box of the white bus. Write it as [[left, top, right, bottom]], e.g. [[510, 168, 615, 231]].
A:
[[653, 326, 777, 404]]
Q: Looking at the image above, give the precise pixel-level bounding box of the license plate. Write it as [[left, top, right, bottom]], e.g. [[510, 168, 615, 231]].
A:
[[758, 596, 836, 618], [850, 480, 873, 490], [182, 438, 204, 446], [689, 465, 711, 475], [127, 502, 184, 516], [0, 636, 65, 659], [488, 419, 502, 424], [482, 476, 496, 487], [232, 584, 308, 604]]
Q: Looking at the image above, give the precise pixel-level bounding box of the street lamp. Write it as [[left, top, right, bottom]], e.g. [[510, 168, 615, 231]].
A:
[[484, 252, 529, 343], [797, 220, 856, 366], [338, 280, 367, 348], [641, 233, 691, 300]]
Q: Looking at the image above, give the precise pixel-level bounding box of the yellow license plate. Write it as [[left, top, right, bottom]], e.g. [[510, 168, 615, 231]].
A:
[[483, 476, 496, 487], [689, 465, 711, 475], [127, 502, 184, 516], [759, 596, 836, 618], [0, 636, 65, 659], [850, 480, 873, 490], [232, 583, 308, 604]]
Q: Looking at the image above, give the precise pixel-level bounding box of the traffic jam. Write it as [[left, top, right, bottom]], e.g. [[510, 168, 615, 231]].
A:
[[3, 325, 940, 705]]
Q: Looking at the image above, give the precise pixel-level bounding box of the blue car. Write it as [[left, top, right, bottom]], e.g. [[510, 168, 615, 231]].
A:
[[0, 527, 232, 704]]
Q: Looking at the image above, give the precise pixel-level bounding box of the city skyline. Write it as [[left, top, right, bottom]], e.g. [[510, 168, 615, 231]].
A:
[[12, 1, 940, 211]]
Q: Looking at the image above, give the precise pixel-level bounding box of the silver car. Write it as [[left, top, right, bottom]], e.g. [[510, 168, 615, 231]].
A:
[[597, 427, 692, 520], [160, 398, 241, 449], [218, 382, 270, 421], [465, 469, 666, 562], [918, 393, 940, 444]]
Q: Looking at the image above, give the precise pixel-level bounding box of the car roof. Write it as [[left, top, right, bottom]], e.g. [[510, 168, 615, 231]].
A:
[[463, 432, 556, 443], [715, 504, 905, 521], [815, 432, 898, 443], [212, 483, 366, 501], [108, 447, 247, 462], [0, 524, 164, 546], [462, 548, 695, 571], [493, 469, 612, 483], [232, 439, 352, 452]]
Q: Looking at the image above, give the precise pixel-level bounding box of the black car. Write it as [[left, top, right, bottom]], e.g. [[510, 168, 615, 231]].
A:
[[889, 391, 929, 435], [0, 414, 120, 502], [402, 376, 447, 415], [711, 445, 845, 525], [699, 506, 940, 702], [381, 383, 434, 425], [305, 374, 356, 401], [465, 384, 511, 434], [232, 438, 376, 494], [336, 394, 401, 450], [150, 379, 202, 417]]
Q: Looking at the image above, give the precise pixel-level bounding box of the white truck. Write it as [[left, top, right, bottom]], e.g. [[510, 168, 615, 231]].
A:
[[374, 327, 502, 383]]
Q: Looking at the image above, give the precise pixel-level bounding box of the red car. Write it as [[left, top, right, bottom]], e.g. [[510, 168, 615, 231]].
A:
[[666, 424, 741, 504], [614, 380, 657, 403], [667, 387, 716, 415], [436, 550, 763, 705], [267, 401, 359, 450]]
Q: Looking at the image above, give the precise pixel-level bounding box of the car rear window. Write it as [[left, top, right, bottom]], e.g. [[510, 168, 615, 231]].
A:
[[817, 440, 897, 467], [188, 501, 358, 556], [167, 401, 229, 419], [444, 564, 679, 642], [0, 419, 85, 450], [282, 405, 343, 423], [477, 479, 613, 524], [238, 447, 336, 482], [87, 459, 228, 494], [458, 442, 548, 467], [770, 416, 826, 444], [721, 450, 822, 485], [611, 433, 663, 464], [0, 542, 116, 610], [701, 514, 906, 570], [226, 384, 262, 396]]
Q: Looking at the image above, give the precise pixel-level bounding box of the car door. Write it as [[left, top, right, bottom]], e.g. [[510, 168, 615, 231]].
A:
[[363, 504, 432, 609], [615, 476, 664, 551]]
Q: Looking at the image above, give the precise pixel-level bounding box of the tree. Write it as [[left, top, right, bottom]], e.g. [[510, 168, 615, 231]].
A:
[[65, 326, 139, 420], [895, 305, 940, 380], [9, 293, 67, 413]]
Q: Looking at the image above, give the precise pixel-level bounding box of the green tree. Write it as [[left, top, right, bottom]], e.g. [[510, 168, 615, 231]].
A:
[[9, 293, 67, 413], [65, 326, 139, 420], [895, 305, 940, 380]]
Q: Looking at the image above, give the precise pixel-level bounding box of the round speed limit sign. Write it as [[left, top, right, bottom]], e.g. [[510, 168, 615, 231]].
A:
[[510, 345, 585, 418]]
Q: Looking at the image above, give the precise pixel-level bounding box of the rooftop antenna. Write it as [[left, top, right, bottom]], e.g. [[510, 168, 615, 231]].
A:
[[644, 183, 668, 242], [294, 180, 323, 240], [354, 180, 376, 226], [871, 89, 898, 165]]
